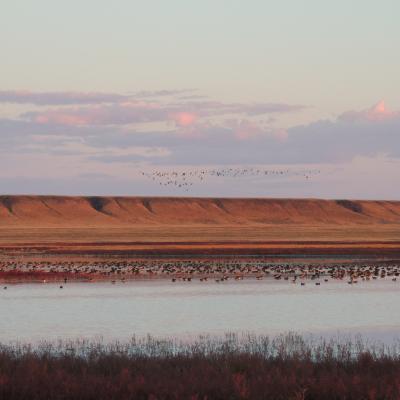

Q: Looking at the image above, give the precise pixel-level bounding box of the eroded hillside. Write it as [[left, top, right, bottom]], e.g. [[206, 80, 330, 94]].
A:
[[1, 196, 400, 227]]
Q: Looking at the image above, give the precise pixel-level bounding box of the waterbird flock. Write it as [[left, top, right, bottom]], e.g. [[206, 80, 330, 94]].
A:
[[141, 167, 321, 191], [1, 259, 399, 286]]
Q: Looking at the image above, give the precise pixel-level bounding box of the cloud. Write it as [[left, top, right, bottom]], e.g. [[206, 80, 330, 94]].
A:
[[222, 119, 287, 141], [78, 101, 400, 166], [21, 99, 305, 127], [0, 89, 197, 106], [22, 102, 172, 126], [339, 100, 400, 122], [286, 102, 400, 162], [133, 89, 196, 98], [2, 97, 399, 170], [171, 112, 197, 127], [0, 90, 128, 105], [170, 101, 306, 117], [226, 102, 306, 116], [1, 99, 400, 198]]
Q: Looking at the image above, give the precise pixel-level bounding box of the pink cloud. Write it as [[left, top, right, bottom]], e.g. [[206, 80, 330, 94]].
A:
[[339, 101, 400, 122], [233, 120, 262, 140], [28, 104, 199, 127], [171, 112, 197, 127], [366, 101, 396, 120], [34, 113, 89, 126], [19, 93, 306, 128], [25, 103, 171, 126]]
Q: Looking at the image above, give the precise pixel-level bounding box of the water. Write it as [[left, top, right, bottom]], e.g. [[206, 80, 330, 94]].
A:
[[1, 278, 400, 343]]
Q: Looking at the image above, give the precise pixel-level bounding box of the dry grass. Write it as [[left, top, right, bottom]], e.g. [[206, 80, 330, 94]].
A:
[[2, 224, 400, 243], [1, 333, 400, 399]]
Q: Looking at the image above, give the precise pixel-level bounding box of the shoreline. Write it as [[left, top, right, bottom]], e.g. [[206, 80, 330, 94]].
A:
[[1, 257, 399, 284]]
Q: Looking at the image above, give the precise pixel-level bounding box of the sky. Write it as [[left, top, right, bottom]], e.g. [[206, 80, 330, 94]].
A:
[[1, 0, 399, 199]]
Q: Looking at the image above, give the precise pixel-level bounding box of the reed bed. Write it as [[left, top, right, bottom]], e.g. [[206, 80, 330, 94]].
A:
[[1, 333, 400, 399]]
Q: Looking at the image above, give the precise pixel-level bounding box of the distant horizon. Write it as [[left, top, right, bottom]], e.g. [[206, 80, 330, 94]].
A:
[[1, 193, 400, 202]]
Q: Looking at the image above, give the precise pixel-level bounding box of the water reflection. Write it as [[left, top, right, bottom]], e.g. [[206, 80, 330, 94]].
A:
[[1, 278, 399, 343]]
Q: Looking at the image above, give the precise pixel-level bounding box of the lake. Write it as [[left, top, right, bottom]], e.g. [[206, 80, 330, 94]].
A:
[[1, 277, 399, 343]]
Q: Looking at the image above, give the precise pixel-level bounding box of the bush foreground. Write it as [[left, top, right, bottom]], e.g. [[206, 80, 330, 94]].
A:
[[1, 333, 400, 400]]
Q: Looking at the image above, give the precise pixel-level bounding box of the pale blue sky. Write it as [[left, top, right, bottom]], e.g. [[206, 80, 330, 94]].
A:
[[1, 1, 399, 198], [2, 1, 399, 112]]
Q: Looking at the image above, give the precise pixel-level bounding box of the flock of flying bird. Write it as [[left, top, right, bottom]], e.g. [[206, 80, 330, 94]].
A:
[[141, 167, 322, 191]]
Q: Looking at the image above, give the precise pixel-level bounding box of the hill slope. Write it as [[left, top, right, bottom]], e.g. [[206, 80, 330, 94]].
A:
[[1, 196, 400, 227]]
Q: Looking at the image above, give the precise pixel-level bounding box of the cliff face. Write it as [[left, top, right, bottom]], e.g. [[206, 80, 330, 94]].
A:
[[1, 196, 400, 227]]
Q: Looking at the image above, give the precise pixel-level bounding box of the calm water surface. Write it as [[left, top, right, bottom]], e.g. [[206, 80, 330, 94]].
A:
[[1, 278, 400, 343]]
